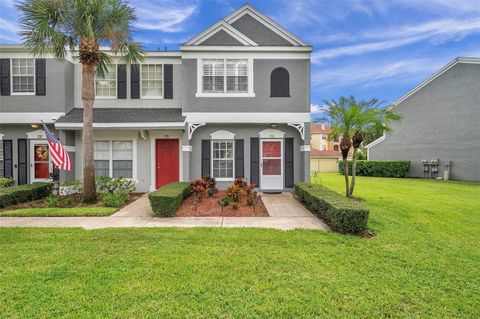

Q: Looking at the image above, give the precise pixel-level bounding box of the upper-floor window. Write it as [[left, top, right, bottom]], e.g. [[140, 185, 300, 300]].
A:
[[95, 65, 116, 98], [141, 64, 163, 98], [199, 59, 252, 97], [333, 145, 339, 151], [270, 67, 289, 97], [321, 134, 327, 140], [12, 58, 35, 94]]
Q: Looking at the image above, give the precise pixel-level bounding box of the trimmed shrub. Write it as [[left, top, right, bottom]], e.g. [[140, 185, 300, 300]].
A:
[[96, 176, 136, 194], [338, 160, 410, 178], [294, 182, 369, 234], [148, 182, 190, 217], [0, 183, 52, 208], [102, 192, 129, 208], [0, 177, 15, 188], [45, 195, 60, 208]]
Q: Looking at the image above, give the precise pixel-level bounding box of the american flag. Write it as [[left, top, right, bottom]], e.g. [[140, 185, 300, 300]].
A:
[[42, 123, 72, 171]]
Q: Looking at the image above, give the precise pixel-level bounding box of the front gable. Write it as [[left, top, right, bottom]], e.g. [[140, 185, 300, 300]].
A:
[[198, 29, 245, 46], [229, 13, 293, 46]]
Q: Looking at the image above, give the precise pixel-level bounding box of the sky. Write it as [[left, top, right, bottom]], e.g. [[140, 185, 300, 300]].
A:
[[1, 0, 479, 120]]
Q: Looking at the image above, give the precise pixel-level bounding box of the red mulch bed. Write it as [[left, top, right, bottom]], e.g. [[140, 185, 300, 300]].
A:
[[176, 191, 269, 217]]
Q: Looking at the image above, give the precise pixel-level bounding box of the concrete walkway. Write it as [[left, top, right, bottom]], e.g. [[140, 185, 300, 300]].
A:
[[0, 193, 330, 231]]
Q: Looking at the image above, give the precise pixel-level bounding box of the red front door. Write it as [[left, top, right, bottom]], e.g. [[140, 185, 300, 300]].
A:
[[156, 139, 179, 189]]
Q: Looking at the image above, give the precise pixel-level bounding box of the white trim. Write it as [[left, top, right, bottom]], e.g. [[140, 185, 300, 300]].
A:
[[300, 145, 311, 152], [258, 128, 285, 139], [1, 112, 64, 124], [196, 58, 254, 97], [10, 58, 36, 95], [30, 139, 52, 183], [211, 139, 235, 182], [188, 122, 206, 140], [185, 20, 258, 46], [182, 51, 311, 60], [224, 4, 308, 47], [365, 133, 386, 159], [184, 112, 310, 123], [392, 57, 480, 108], [54, 122, 185, 129], [26, 129, 46, 139], [0, 134, 3, 140], [64, 146, 75, 152], [260, 138, 284, 190], [181, 46, 312, 52], [287, 123, 305, 140], [210, 130, 236, 139], [182, 145, 192, 152]]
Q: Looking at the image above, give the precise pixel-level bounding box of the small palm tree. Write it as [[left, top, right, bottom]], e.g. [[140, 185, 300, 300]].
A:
[[347, 97, 402, 196], [18, 0, 144, 202], [319, 96, 401, 197]]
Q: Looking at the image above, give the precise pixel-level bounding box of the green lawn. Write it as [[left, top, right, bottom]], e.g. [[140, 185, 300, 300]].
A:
[[0, 207, 117, 217], [1, 174, 479, 318]]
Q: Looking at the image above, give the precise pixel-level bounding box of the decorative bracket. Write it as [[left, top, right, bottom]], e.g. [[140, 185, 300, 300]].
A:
[[188, 122, 206, 140], [287, 123, 305, 140]]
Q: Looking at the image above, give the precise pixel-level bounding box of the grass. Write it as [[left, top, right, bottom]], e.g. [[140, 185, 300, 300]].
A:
[[0, 207, 117, 217], [1, 174, 479, 318]]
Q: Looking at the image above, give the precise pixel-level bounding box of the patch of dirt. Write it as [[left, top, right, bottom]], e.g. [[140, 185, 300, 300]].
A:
[[0, 193, 144, 211], [176, 191, 269, 217]]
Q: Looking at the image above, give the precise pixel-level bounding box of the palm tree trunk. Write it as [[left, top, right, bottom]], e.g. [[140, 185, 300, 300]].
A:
[[343, 157, 350, 197], [82, 63, 96, 203], [349, 147, 358, 196]]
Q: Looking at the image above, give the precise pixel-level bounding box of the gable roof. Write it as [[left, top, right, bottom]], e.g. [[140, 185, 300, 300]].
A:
[[366, 57, 480, 149], [183, 3, 309, 48]]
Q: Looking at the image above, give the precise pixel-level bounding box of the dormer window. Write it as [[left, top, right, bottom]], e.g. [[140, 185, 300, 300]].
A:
[[12, 58, 35, 94], [197, 58, 254, 97]]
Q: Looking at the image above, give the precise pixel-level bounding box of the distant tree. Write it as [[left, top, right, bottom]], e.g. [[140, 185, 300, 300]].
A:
[[18, 0, 144, 202]]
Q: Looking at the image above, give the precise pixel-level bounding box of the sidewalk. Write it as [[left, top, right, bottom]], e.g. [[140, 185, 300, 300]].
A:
[[0, 193, 330, 231]]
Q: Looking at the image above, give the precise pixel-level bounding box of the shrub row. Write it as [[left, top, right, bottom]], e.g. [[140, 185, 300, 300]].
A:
[[0, 177, 15, 188], [148, 182, 190, 217], [294, 182, 369, 234], [0, 183, 53, 208], [338, 160, 410, 178]]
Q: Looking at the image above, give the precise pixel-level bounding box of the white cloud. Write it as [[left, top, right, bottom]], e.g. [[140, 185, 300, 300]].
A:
[[133, 0, 198, 32], [310, 104, 327, 114], [313, 18, 480, 63]]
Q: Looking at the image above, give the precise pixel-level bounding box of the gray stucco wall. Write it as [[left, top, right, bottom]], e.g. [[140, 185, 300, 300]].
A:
[[0, 124, 58, 184], [188, 124, 306, 189], [0, 59, 73, 113], [199, 30, 244, 46], [369, 62, 480, 181], [73, 63, 183, 109], [230, 14, 293, 46], [182, 59, 310, 113]]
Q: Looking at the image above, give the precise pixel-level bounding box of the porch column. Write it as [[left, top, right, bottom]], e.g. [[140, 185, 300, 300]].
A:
[[301, 122, 311, 182], [182, 128, 191, 182]]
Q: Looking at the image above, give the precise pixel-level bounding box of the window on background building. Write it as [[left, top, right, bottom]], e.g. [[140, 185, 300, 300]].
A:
[[212, 140, 234, 179], [321, 134, 327, 140], [202, 59, 248, 93], [141, 64, 163, 97], [94, 140, 133, 178], [321, 145, 327, 150], [333, 145, 339, 151], [95, 65, 116, 97], [12, 58, 35, 94]]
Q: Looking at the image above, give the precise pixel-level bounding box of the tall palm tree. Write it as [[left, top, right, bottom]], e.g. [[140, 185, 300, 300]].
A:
[[18, 0, 144, 202], [347, 97, 402, 196]]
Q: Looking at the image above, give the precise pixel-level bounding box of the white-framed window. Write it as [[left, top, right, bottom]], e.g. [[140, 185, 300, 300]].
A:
[[94, 140, 134, 178], [141, 64, 163, 98], [321, 145, 327, 151], [198, 58, 253, 97], [211, 140, 234, 180], [321, 134, 327, 140], [11, 58, 35, 94], [95, 65, 116, 98]]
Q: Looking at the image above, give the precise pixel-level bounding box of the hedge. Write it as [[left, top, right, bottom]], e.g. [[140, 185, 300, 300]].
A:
[[294, 182, 369, 234], [338, 160, 410, 178], [148, 182, 190, 217], [0, 183, 53, 208]]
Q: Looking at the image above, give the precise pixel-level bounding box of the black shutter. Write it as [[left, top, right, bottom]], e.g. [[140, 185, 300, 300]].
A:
[[250, 138, 259, 187], [0, 59, 10, 96], [201, 140, 211, 178], [130, 64, 140, 99], [117, 64, 127, 99], [17, 139, 28, 184], [164, 64, 173, 99], [235, 139, 244, 178], [270, 67, 290, 97], [35, 59, 46, 96], [3, 140, 13, 178], [284, 138, 294, 188]]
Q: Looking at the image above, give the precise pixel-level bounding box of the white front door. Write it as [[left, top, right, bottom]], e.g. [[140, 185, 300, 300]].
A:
[[260, 139, 283, 190], [30, 140, 52, 182]]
